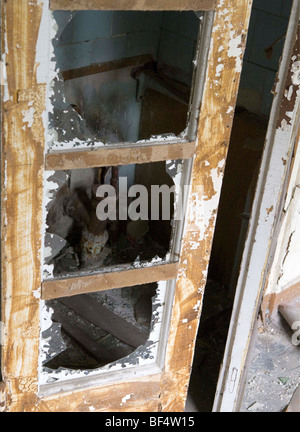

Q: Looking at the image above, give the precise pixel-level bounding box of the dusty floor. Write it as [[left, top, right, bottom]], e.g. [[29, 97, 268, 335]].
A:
[[240, 315, 300, 412], [185, 303, 300, 412]]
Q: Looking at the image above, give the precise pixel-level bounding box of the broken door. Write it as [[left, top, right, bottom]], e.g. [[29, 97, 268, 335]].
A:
[[1, 0, 252, 412]]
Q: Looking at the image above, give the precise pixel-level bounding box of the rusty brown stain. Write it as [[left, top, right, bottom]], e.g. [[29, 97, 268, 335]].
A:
[[266, 205, 274, 215]]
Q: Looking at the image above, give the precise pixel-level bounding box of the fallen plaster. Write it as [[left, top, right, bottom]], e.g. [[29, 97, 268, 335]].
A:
[[241, 316, 300, 412]]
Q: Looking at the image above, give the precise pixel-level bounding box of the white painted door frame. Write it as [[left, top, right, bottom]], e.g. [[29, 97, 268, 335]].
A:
[[213, 0, 300, 412]]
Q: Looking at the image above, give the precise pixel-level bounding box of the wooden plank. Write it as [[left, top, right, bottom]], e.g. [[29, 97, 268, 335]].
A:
[[45, 141, 196, 170], [42, 262, 178, 300], [50, 0, 216, 11], [52, 310, 134, 361], [62, 55, 153, 81], [159, 1, 253, 412], [1, 0, 45, 412], [39, 375, 162, 412], [59, 295, 149, 348]]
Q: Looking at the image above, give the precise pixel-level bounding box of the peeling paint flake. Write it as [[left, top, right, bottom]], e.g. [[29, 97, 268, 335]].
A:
[[216, 63, 224, 77], [121, 393, 134, 405], [228, 31, 243, 73], [22, 106, 35, 129], [291, 60, 300, 86]]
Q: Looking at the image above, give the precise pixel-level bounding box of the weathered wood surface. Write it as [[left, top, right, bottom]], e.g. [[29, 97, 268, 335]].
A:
[[45, 141, 196, 170], [1, 0, 46, 412], [39, 375, 162, 412], [50, 0, 216, 11], [42, 262, 178, 300], [159, 0, 253, 411]]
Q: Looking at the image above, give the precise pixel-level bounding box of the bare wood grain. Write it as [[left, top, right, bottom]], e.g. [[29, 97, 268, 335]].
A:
[[39, 374, 162, 412], [50, 0, 216, 11], [45, 141, 196, 170], [159, 0, 253, 411], [1, 0, 45, 412], [42, 262, 178, 300]]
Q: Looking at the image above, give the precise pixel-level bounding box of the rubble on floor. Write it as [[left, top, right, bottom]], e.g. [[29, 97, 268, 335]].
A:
[[241, 315, 300, 412]]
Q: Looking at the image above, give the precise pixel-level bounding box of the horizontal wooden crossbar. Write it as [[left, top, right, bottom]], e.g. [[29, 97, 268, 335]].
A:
[[45, 141, 196, 170], [42, 261, 178, 300], [50, 0, 216, 11], [62, 55, 153, 81]]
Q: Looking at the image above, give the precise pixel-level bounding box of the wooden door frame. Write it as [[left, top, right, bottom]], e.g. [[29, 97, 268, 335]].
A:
[[213, 1, 300, 412], [1, 0, 252, 411]]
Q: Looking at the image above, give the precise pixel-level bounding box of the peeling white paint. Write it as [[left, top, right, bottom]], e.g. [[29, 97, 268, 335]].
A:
[[121, 393, 134, 405], [193, 300, 201, 312], [291, 60, 300, 86], [187, 159, 225, 246], [35, 0, 51, 85], [1, 59, 9, 102], [285, 84, 294, 101], [39, 301, 55, 366], [227, 31, 243, 73], [32, 288, 41, 299], [1, 28, 10, 102], [22, 106, 35, 129], [216, 63, 224, 77]]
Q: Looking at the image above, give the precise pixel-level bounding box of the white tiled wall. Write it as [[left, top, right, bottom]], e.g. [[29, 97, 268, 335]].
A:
[[238, 0, 293, 116], [53, 10, 199, 87]]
